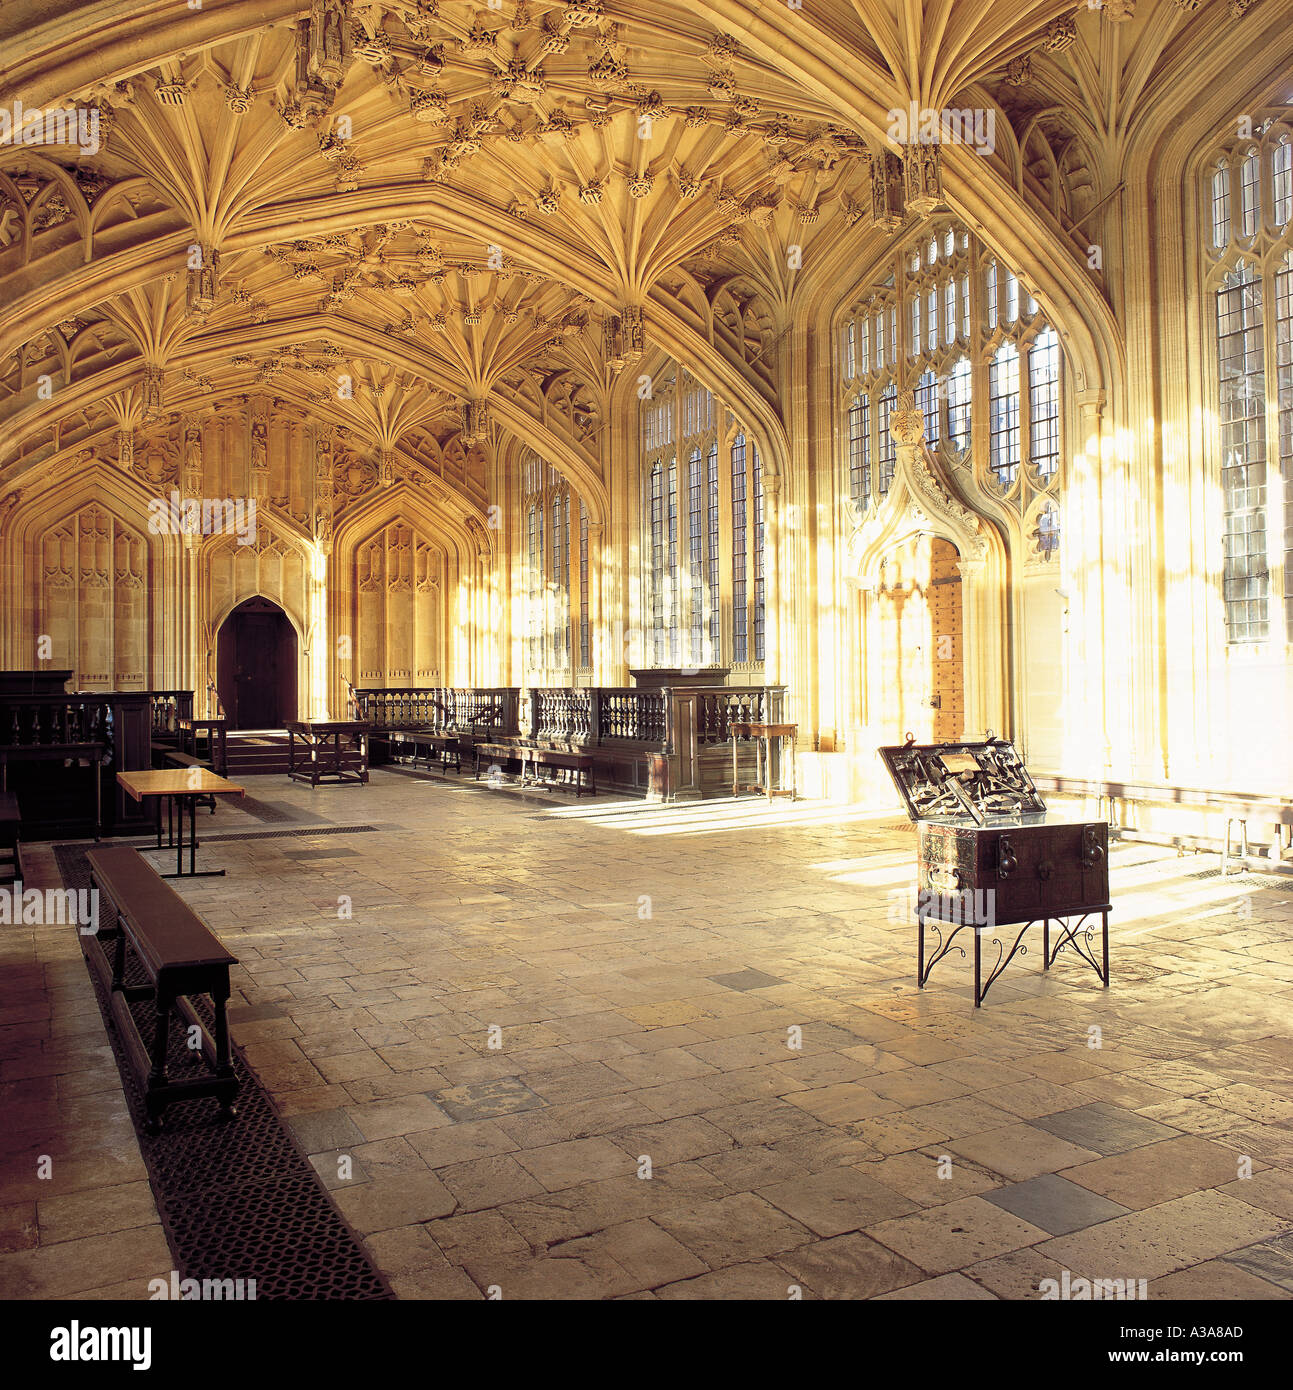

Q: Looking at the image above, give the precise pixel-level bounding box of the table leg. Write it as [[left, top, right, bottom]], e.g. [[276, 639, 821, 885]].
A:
[[765, 736, 772, 803], [162, 795, 225, 878]]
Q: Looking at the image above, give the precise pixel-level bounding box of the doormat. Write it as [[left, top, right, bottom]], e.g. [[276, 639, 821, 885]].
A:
[[53, 842, 394, 1300]]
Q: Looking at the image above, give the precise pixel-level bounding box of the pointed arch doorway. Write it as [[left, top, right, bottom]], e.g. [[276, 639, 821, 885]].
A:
[[874, 535, 965, 743], [216, 596, 298, 730]]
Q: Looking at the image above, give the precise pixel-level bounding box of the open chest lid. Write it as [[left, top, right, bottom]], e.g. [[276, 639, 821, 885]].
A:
[[878, 733, 1047, 826]]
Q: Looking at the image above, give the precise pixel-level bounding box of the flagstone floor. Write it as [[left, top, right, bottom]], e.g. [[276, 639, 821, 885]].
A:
[[3, 767, 1293, 1300]]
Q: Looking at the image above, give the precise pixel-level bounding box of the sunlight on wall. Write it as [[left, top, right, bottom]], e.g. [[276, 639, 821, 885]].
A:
[[308, 544, 329, 719]]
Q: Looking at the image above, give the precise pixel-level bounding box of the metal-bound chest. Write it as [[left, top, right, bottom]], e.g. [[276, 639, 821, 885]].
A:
[[878, 734, 1111, 1005]]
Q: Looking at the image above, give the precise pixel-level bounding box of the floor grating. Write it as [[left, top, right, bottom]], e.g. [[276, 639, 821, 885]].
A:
[[1186, 868, 1291, 890], [114, 824, 380, 847], [53, 842, 394, 1301], [230, 793, 297, 823]]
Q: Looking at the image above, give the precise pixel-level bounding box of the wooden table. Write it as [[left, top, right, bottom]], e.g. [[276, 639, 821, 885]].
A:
[[117, 769, 246, 878], [285, 720, 369, 786], [730, 721, 797, 802]]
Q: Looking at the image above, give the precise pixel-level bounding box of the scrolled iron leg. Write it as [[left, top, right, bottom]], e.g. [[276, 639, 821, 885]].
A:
[[974, 927, 982, 1008]]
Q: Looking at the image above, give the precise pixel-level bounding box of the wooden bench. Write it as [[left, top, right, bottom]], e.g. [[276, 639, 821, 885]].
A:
[[521, 746, 596, 797], [85, 846, 238, 1131], [473, 740, 595, 796], [390, 729, 462, 774], [474, 741, 521, 780], [1036, 775, 1293, 876], [0, 791, 23, 884]]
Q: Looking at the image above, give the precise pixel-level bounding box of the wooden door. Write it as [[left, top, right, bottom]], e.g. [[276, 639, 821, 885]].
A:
[[216, 598, 298, 729], [874, 536, 964, 743], [928, 538, 964, 741]]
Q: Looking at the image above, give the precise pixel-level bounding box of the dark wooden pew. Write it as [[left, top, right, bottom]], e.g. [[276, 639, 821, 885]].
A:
[[521, 746, 596, 797], [85, 846, 238, 1131], [472, 739, 595, 796], [0, 791, 23, 883]]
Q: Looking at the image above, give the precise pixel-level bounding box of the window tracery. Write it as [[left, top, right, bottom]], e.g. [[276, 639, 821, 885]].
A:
[[839, 220, 1063, 523], [640, 367, 765, 669], [1204, 118, 1293, 644]]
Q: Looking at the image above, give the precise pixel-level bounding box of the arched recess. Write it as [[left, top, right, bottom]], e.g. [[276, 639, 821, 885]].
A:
[[846, 434, 1008, 790], [329, 482, 488, 713], [0, 461, 181, 687], [199, 522, 314, 721]]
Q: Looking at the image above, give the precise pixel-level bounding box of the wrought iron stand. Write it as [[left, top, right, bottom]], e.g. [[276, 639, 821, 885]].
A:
[[917, 907, 1111, 1007]]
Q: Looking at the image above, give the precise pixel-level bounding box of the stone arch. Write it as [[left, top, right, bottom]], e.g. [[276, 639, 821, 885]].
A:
[[847, 429, 1009, 759]]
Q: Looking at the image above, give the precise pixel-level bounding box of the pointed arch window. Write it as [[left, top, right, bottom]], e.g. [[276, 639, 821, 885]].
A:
[[649, 460, 665, 651], [1029, 329, 1061, 479], [732, 433, 749, 663], [947, 356, 972, 452], [520, 453, 581, 675], [848, 394, 871, 509], [707, 442, 721, 654], [687, 447, 705, 665], [839, 221, 1063, 512], [639, 369, 766, 669], [753, 443, 766, 663], [1274, 139, 1292, 228], [989, 343, 1021, 487], [579, 501, 590, 670], [877, 384, 898, 496], [1213, 162, 1232, 248], [916, 370, 940, 449], [1205, 122, 1293, 644], [1277, 252, 1293, 639], [1217, 261, 1269, 641], [1240, 149, 1261, 238]]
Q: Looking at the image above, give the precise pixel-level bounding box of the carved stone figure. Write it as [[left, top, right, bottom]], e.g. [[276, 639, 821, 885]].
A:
[[889, 390, 927, 447], [250, 419, 269, 497], [903, 144, 943, 217]]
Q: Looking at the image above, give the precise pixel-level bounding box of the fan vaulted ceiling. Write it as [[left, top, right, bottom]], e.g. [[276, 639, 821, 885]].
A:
[[0, 0, 1279, 511]]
